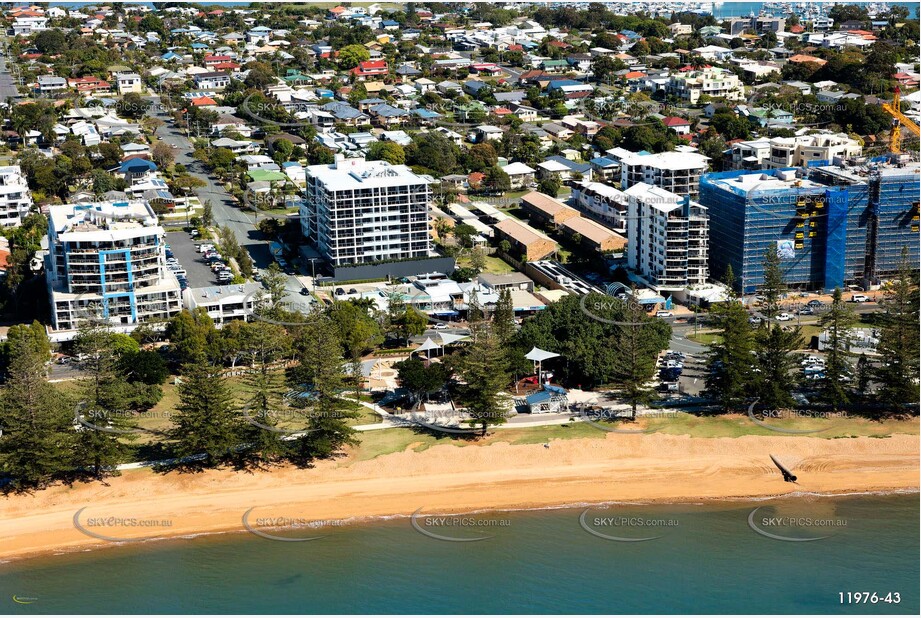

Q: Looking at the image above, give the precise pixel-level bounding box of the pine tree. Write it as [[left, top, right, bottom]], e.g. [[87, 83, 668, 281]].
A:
[[239, 322, 290, 467], [818, 288, 856, 408], [758, 245, 786, 320], [73, 318, 133, 478], [492, 288, 515, 344], [458, 325, 511, 435], [753, 247, 802, 408], [706, 296, 756, 411], [288, 316, 358, 464], [874, 250, 920, 413], [611, 296, 661, 419], [170, 362, 241, 468], [0, 329, 73, 490]]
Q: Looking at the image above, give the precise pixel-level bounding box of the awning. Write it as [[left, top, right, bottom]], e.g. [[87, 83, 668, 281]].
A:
[[525, 347, 559, 362], [415, 338, 440, 353], [438, 332, 468, 346]]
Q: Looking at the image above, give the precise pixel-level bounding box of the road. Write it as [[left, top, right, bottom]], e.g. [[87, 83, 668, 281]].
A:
[[0, 54, 22, 103], [146, 95, 307, 301]]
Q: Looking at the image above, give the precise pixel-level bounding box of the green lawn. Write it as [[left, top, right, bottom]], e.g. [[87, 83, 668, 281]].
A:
[[456, 254, 515, 275], [643, 411, 919, 439], [687, 332, 722, 345]]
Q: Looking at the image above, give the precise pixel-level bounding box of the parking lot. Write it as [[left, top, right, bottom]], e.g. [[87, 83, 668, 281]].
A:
[[165, 231, 221, 287]]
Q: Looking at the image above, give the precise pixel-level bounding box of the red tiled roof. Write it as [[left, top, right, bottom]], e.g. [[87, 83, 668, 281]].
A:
[[662, 116, 690, 127], [191, 96, 217, 106]]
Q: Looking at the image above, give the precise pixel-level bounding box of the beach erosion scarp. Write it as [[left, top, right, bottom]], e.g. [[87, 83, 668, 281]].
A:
[[0, 431, 918, 561]]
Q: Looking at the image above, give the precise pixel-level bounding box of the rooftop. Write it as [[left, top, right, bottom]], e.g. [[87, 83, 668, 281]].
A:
[[307, 158, 432, 191]]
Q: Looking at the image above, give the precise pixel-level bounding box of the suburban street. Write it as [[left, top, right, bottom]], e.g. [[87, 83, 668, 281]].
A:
[[146, 94, 308, 301], [0, 50, 22, 103]]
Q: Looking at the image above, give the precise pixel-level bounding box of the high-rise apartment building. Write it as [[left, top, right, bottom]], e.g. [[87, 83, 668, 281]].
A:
[[700, 159, 920, 293], [301, 158, 432, 266], [624, 183, 709, 291], [608, 148, 710, 197], [45, 200, 182, 335]]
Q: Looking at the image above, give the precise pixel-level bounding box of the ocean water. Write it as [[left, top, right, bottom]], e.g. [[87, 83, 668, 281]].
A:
[[1, 494, 917, 614]]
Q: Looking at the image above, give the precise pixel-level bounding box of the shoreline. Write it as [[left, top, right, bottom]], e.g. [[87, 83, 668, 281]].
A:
[[4, 487, 919, 566], [1, 432, 918, 563]]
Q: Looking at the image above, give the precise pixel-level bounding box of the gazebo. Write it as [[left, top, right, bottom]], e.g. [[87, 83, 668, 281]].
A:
[[525, 347, 559, 385]]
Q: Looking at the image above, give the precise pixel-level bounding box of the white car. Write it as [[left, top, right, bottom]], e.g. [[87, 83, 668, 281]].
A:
[[776, 313, 793, 321], [801, 356, 823, 366], [656, 311, 673, 318], [850, 294, 870, 303], [433, 323, 448, 330]]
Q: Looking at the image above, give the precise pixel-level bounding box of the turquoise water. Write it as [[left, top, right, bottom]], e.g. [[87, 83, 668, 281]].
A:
[[1, 494, 917, 614]]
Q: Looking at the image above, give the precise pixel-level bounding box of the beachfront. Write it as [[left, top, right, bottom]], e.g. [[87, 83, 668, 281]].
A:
[[1, 429, 917, 561]]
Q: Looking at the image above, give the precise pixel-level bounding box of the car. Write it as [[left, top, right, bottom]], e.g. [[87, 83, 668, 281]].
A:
[[348, 288, 358, 294], [433, 322, 448, 330], [798, 307, 814, 315], [776, 313, 793, 321], [253, 272, 262, 282], [801, 356, 823, 366], [807, 299, 824, 308], [334, 287, 345, 296], [748, 316, 762, 325], [197, 244, 215, 253], [656, 311, 673, 318], [300, 287, 310, 296], [850, 294, 870, 303]]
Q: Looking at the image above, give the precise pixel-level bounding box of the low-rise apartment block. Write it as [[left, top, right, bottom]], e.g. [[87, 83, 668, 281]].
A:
[[667, 68, 745, 104], [0, 165, 33, 227], [727, 133, 863, 170]]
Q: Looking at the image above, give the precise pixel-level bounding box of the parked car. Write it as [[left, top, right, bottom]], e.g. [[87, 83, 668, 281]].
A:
[[807, 299, 824, 308], [300, 287, 310, 296], [798, 307, 814, 315], [776, 313, 793, 321], [749, 316, 762, 325], [850, 294, 870, 303], [334, 287, 345, 296], [656, 310, 673, 318]]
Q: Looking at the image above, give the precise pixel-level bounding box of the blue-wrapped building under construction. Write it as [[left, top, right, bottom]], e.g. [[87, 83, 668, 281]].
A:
[[699, 157, 920, 293]]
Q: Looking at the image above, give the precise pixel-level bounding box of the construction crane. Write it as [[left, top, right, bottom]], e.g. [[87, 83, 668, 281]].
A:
[[882, 87, 921, 155]]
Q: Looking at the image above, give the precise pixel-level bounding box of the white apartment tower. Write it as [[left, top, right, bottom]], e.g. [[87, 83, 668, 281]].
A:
[[46, 201, 182, 335], [301, 158, 432, 266], [609, 148, 710, 197], [625, 183, 709, 291], [0, 166, 34, 227]]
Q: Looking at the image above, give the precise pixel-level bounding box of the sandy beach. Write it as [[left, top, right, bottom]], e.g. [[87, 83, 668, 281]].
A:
[[1, 431, 917, 562]]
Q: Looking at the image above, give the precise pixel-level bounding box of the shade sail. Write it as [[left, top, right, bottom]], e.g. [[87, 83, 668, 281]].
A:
[[525, 347, 559, 362]]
